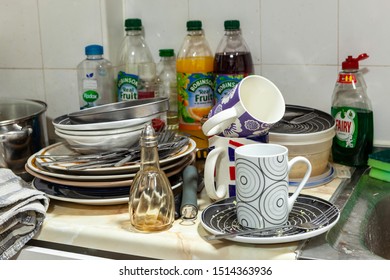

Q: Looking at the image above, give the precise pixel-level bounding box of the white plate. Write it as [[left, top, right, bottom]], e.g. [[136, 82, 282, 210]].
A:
[[47, 195, 129, 206], [32, 180, 183, 206], [55, 128, 142, 154], [52, 113, 161, 131], [55, 122, 145, 136], [26, 152, 195, 188], [201, 195, 340, 244], [27, 152, 193, 181], [32, 138, 196, 175]]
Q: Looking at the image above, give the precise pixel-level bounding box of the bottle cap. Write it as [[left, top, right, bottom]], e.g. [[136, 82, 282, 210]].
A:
[[187, 20, 202, 31], [125, 18, 142, 31], [159, 49, 175, 57], [342, 53, 369, 70], [224, 20, 240, 30], [85, 45, 103, 55]]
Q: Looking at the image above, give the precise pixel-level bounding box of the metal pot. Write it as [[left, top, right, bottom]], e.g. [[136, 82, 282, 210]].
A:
[[0, 99, 49, 180]]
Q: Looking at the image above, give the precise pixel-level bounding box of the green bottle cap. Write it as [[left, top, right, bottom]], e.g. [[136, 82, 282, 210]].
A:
[[224, 20, 240, 30], [125, 18, 142, 31], [159, 49, 175, 57], [187, 20, 202, 31]]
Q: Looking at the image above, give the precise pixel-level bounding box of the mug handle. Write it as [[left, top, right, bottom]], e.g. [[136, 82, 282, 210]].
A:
[[204, 147, 227, 200], [202, 108, 237, 136], [287, 156, 312, 212]]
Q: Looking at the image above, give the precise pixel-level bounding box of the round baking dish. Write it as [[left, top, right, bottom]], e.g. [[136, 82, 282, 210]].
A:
[[269, 105, 335, 179]]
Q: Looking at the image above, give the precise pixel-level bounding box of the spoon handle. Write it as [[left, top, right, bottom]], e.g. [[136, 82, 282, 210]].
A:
[[205, 224, 293, 241]]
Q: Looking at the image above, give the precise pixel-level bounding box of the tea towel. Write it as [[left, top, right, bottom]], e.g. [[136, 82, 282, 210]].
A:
[[0, 168, 49, 260]]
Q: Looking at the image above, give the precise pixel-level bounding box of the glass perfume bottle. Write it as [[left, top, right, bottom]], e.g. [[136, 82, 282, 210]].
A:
[[129, 124, 175, 232]]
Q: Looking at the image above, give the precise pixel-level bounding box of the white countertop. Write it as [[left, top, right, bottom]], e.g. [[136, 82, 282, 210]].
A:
[[29, 175, 342, 260]]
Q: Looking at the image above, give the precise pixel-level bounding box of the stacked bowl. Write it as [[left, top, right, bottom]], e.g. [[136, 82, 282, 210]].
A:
[[52, 97, 169, 154]]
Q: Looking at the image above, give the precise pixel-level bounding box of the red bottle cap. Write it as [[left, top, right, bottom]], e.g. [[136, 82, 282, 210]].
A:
[[342, 53, 369, 70]]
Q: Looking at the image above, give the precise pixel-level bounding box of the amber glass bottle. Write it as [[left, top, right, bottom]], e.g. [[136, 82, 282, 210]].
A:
[[129, 124, 175, 232]]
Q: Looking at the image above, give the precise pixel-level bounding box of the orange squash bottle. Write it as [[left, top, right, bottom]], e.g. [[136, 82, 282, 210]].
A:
[[176, 20, 214, 150]]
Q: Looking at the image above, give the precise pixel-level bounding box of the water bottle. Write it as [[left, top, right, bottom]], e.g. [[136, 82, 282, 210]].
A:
[[156, 49, 178, 131], [116, 18, 156, 101], [214, 20, 254, 103], [331, 53, 374, 166], [77, 44, 115, 109]]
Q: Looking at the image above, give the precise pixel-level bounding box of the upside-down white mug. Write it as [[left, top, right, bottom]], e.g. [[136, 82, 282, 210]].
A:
[[204, 134, 268, 200], [202, 75, 285, 138], [235, 143, 312, 229]]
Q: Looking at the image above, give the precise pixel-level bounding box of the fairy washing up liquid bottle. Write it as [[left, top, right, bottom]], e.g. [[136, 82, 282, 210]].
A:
[[331, 53, 374, 166]]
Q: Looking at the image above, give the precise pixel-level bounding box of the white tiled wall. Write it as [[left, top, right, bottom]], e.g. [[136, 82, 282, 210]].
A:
[[1, 0, 389, 146]]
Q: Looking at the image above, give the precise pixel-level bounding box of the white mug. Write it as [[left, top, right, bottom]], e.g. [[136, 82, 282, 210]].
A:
[[204, 134, 268, 200], [235, 143, 312, 229], [202, 75, 285, 138]]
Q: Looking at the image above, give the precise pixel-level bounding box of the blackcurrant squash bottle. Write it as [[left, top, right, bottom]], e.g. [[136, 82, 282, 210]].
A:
[[214, 20, 254, 103], [331, 53, 374, 166]]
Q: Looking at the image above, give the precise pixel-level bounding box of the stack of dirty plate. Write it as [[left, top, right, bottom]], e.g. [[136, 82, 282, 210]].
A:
[[26, 97, 198, 206], [25, 137, 196, 205]]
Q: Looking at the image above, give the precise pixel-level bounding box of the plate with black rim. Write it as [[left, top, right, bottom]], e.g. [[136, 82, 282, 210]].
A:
[[32, 175, 183, 206], [201, 194, 340, 244]]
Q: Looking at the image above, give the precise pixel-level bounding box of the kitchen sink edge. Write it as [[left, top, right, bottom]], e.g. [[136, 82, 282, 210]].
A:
[[297, 164, 390, 260]]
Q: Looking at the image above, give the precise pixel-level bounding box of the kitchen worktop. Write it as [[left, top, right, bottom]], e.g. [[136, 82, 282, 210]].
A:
[[16, 170, 344, 260]]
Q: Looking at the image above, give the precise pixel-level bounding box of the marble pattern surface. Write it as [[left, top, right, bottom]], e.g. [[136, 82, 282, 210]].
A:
[[32, 177, 342, 260]]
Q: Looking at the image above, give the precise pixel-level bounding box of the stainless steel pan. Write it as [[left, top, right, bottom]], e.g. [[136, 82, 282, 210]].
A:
[[67, 97, 169, 124], [0, 99, 48, 180]]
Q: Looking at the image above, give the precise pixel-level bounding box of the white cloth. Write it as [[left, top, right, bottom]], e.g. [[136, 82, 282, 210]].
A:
[[0, 168, 49, 260]]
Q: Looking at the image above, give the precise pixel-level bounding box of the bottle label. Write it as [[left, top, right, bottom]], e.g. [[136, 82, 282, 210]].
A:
[[214, 74, 244, 103], [82, 76, 98, 90], [82, 90, 99, 103], [332, 106, 358, 148], [177, 72, 214, 129], [80, 73, 99, 108], [117, 71, 139, 101], [338, 73, 357, 84]]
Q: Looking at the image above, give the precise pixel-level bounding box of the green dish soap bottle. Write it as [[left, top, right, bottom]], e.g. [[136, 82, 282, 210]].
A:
[[331, 53, 374, 166]]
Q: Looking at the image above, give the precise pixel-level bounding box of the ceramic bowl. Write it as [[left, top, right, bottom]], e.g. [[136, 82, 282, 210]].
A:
[[55, 127, 143, 154], [54, 122, 145, 136]]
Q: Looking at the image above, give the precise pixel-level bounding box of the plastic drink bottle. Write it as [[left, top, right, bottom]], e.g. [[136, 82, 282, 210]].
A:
[[176, 20, 214, 150], [77, 45, 115, 109], [214, 20, 254, 103], [156, 49, 178, 131], [331, 53, 374, 166], [116, 18, 156, 101]]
